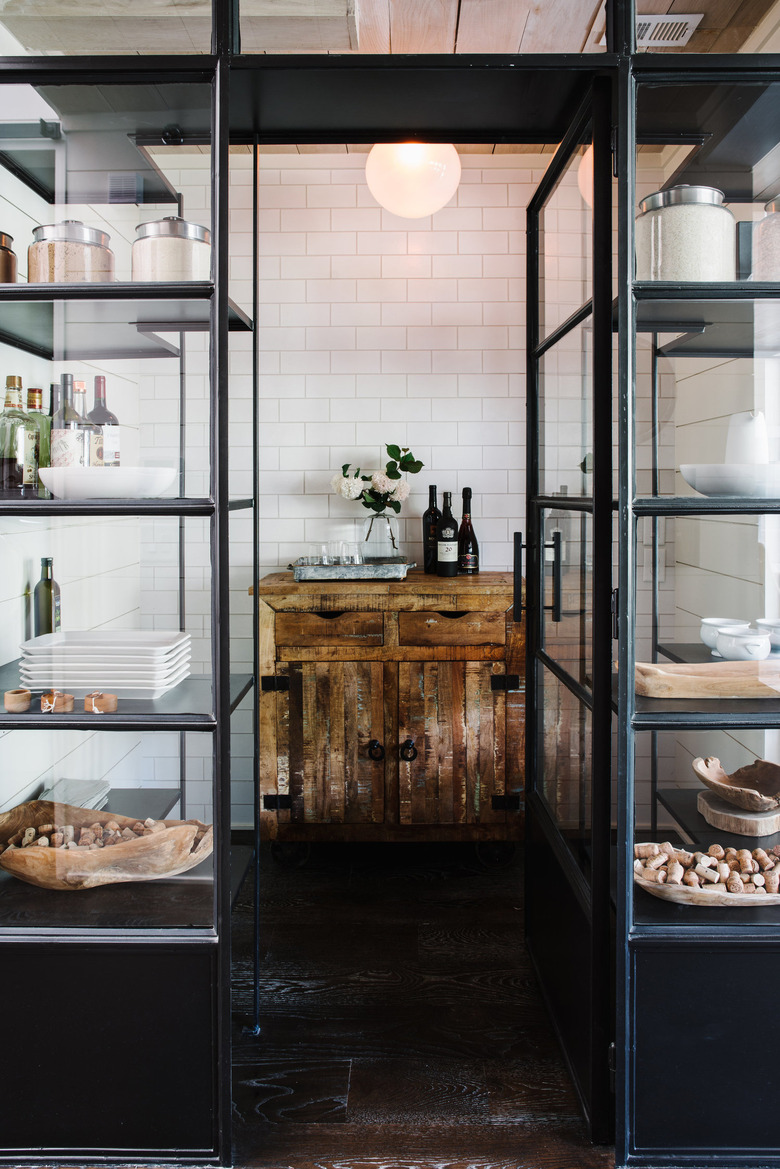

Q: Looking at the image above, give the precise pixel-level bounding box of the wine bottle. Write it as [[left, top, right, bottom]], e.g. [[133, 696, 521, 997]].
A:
[[87, 375, 120, 466], [458, 486, 479, 574], [0, 376, 29, 497], [51, 373, 87, 468], [435, 491, 458, 578], [422, 484, 441, 574], [74, 379, 103, 466], [34, 556, 61, 636], [24, 387, 51, 498]]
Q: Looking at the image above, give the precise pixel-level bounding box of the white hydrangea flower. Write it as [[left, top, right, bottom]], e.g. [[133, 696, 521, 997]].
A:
[[330, 473, 364, 500], [371, 471, 394, 493], [391, 480, 411, 501]]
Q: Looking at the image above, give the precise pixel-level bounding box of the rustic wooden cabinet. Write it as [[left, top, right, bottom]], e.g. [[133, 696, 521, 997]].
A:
[[254, 571, 525, 843]]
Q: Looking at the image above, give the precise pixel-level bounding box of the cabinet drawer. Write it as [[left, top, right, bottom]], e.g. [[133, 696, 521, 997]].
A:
[[276, 611, 383, 647], [398, 610, 506, 647]]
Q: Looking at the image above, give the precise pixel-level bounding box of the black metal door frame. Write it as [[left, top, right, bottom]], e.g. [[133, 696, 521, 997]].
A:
[[524, 74, 615, 1143]]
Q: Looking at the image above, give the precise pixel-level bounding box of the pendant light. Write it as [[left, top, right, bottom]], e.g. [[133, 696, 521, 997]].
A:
[[365, 142, 461, 218]]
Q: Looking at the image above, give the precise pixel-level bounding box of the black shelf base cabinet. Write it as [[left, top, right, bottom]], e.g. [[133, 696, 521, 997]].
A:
[[0, 942, 219, 1161], [629, 943, 780, 1164]]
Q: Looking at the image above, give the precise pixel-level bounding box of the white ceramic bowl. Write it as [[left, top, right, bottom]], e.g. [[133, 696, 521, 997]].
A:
[[39, 465, 177, 500], [700, 617, 748, 651], [756, 618, 780, 649], [680, 463, 780, 498], [715, 627, 772, 661]]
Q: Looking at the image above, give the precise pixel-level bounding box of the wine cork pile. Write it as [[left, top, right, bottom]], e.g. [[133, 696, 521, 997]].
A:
[[0, 817, 178, 854], [635, 841, 780, 894]]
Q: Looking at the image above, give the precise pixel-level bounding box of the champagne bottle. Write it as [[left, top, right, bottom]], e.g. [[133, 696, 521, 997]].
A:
[[34, 556, 61, 636], [24, 387, 51, 498], [422, 484, 441, 574], [87, 375, 120, 466], [51, 373, 87, 468], [435, 491, 458, 578], [0, 376, 29, 497], [74, 379, 102, 466], [458, 486, 479, 574]]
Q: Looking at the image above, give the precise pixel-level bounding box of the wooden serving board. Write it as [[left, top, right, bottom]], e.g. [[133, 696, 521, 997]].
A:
[[635, 660, 780, 699], [696, 789, 780, 837], [634, 870, 780, 907]]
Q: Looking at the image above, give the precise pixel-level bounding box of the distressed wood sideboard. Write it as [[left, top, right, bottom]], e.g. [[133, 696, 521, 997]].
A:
[[252, 571, 525, 843]]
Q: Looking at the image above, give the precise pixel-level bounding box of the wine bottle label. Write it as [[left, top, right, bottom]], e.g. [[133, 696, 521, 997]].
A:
[[51, 430, 86, 467], [22, 427, 38, 485], [88, 432, 104, 467], [460, 553, 479, 571], [53, 594, 61, 632], [438, 540, 457, 563], [101, 425, 120, 467]]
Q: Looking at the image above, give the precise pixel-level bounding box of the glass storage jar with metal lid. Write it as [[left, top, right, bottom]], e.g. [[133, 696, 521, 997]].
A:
[[752, 197, 780, 280], [635, 185, 736, 281], [131, 216, 211, 281], [0, 232, 16, 282], [28, 220, 114, 283]]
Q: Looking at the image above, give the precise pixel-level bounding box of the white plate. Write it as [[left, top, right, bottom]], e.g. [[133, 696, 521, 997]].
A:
[[20, 647, 191, 675], [20, 663, 192, 700], [680, 463, 780, 498], [21, 631, 190, 656], [20, 660, 191, 683], [38, 465, 178, 500]]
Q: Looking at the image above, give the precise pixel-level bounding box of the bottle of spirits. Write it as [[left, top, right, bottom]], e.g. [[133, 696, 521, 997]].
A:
[[0, 375, 29, 496], [24, 387, 51, 498], [422, 484, 441, 574], [34, 556, 61, 636], [458, 486, 479, 574], [51, 373, 87, 468], [87, 375, 120, 466], [435, 491, 458, 578], [74, 379, 103, 466]]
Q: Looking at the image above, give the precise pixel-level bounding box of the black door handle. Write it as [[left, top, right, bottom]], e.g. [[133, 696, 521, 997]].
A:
[[513, 531, 524, 621], [367, 739, 385, 761], [399, 738, 418, 761], [550, 529, 562, 623]]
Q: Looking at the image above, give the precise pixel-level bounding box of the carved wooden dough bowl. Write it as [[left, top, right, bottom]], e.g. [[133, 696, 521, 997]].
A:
[[634, 866, 780, 908], [0, 800, 213, 891], [692, 756, 780, 812], [635, 660, 780, 699]]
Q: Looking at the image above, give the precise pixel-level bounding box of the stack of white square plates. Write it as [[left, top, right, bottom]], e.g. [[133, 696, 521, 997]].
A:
[[19, 631, 191, 700]]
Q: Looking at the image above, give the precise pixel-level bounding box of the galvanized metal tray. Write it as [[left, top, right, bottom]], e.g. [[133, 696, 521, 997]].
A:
[[289, 559, 416, 582]]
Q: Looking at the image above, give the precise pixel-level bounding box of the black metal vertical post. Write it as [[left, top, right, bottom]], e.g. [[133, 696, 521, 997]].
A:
[[179, 328, 187, 817], [251, 136, 262, 1037]]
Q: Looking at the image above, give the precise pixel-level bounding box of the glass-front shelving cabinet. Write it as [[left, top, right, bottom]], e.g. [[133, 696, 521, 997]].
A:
[[618, 61, 780, 1165], [0, 65, 252, 1164]]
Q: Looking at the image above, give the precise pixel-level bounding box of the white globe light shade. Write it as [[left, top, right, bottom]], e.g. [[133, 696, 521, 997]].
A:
[[365, 142, 461, 218]]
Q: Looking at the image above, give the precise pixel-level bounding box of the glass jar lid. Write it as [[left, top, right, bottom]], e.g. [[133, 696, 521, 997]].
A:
[[134, 216, 211, 244], [31, 220, 111, 248], [638, 184, 727, 214], [0, 231, 14, 251]]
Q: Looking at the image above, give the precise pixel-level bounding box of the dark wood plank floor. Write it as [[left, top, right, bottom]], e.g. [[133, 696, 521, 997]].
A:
[[231, 842, 615, 1169]]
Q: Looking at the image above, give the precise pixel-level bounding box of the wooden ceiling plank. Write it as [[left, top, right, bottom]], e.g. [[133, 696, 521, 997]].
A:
[[388, 0, 457, 52], [518, 0, 605, 52], [355, 0, 390, 51], [455, 0, 530, 53]]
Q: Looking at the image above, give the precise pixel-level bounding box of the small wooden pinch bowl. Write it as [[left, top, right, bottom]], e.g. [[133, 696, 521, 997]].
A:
[[692, 755, 780, 813], [0, 800, 213, 891], [4, 688, 31, 713], [41, 690, 74, 713], [84, 691, 118, 713]]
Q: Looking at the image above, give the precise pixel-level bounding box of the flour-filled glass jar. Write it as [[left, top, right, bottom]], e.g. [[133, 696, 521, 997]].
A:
[[753, 198, 780, 281], [635, 185, 736, 281], [132, 216, 211, 281], [28, 220, 114, 283]]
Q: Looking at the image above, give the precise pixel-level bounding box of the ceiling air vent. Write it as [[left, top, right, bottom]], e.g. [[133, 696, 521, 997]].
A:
[[635, 13, 703, 47]]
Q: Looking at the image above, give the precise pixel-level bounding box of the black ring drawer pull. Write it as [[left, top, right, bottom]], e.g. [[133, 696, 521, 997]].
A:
[[368, 739, 385, 761], [399, 738, 418, 761]]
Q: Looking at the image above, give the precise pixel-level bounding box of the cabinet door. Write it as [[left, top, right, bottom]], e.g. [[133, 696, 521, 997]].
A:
[[277, 661, 385, 825], [397, 661, 507, 826]]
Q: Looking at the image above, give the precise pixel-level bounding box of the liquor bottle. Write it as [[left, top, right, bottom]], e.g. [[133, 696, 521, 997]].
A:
[[24, 387, 51, 498], [49, 381, 61, 423], [74, 379, 103, 466], [51, 373, 87, 468], [422, 484, 441, 574], [435, 490, 458, 578], [0, 376, 29, 496], [87, 375, 120, 466], [34, 556, 61, 636], [458, 486, 479, 574]]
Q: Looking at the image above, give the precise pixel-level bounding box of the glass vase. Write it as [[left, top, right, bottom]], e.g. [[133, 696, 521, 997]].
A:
[[362, 511, 401, 560]]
